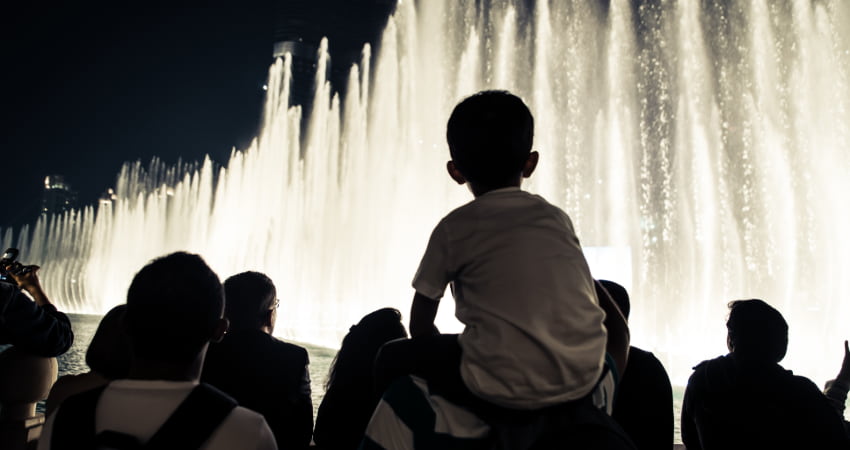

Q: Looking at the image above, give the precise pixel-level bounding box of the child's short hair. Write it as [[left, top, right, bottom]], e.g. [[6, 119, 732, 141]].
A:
[[446, 90, 534, 187]]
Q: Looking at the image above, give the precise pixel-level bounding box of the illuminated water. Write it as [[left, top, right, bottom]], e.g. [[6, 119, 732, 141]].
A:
[[3, 1, 850, 388]]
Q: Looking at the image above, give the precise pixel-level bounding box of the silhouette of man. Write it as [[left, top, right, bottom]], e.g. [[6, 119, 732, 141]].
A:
[[38, 252, 277, 450], [203, 271, 312, 450], [600, 280, 673, 450], [681, 299, 849, 450]]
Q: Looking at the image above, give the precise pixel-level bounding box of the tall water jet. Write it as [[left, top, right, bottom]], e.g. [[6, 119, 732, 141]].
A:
[[2, 0, 849, 385]]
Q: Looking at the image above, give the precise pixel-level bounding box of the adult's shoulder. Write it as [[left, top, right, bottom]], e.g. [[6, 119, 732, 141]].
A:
[[627, 346, 670, 378], [785, 370, 830, 396], [213, 405, 277, 450], [686, 354, 728, 385], [268, 336, 309, 361]]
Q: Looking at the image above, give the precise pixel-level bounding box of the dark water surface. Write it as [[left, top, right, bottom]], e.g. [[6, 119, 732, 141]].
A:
[[59, 314, 336, 418]]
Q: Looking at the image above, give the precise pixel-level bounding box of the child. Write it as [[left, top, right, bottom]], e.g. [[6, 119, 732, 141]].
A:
[[378, 90, 614, 411]]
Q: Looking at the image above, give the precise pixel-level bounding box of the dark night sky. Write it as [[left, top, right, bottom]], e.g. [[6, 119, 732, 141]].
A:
[[1, 1, 275, 228]]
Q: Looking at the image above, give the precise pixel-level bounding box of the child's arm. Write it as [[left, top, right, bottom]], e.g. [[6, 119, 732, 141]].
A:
[[594, 280, 630, 377], [409, 292, 440, 337]]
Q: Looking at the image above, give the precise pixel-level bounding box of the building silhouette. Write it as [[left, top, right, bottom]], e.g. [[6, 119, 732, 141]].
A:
[[273, 0, 397, 111], [41, 175, 77, 216]]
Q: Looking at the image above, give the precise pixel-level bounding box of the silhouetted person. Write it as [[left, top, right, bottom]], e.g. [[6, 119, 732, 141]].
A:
[[45, 304, 132, 416], [367, 91, 634, 449], [0, 263, 73, 357], [0, 262, 67, 450], [681, 299, 849, 449], [313, 308, 407, 450], [39, 252, 277, 450], [203, 271, 311, 450], [824, 340, 850, 437], [600, 280, 673, 450]]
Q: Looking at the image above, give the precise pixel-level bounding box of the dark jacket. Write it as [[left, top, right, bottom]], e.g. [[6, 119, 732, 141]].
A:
[[681, 353, 850, 450], [612, 346, 673, 450], [0, 281, 73, 356], [313, 378, 380, 450], [202, 329, 312, 450]]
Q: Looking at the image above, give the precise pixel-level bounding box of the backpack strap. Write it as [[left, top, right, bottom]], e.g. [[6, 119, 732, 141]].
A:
[[142, 383, 237, 449], [50, 385, 108, 450], [50, 383, 236, 450]]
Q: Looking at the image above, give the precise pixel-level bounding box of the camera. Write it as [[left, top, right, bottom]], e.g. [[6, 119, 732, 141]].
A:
[[0, 248, 21, 285]]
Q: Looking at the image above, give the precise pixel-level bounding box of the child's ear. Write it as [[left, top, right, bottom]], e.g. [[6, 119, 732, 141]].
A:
[[447, 161, 467, 185], [522, 151, 539, 178]]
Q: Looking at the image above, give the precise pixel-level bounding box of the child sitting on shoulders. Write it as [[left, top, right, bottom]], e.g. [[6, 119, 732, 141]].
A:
[[375, 90, 626, 413]]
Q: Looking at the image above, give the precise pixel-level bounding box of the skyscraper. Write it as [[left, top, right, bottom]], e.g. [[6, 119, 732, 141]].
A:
[[273, 0, 397, 110], [41, 175, 77, 216]]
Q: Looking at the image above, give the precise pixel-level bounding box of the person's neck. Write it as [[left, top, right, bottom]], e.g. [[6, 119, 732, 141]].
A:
[[469, 179, 522, 198], [128, 352, 205, 382], [227, 325, 272, 336]]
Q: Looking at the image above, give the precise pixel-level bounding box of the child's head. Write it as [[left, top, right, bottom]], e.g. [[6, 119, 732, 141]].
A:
[[446, 90, 536, 192]]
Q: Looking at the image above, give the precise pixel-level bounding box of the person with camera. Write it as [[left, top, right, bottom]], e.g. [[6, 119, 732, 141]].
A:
[[0, 255, 74, 357]]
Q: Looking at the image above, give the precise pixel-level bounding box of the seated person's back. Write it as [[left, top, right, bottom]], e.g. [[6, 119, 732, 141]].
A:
[[313, 308, 407, 450], [681, 299, 849, 450], [601, 280, 673, 450], [37, 252, 277, 450], [202, 271, 312, 450]]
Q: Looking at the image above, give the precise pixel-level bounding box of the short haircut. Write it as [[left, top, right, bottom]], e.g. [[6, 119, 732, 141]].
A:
[[126, 252, 223, 363], [446, 90, 534, 187], [599, 280, 630, 319], [223, 271, 276, 330], [86, 304, 131, 379], [726, 299, 788, 363]]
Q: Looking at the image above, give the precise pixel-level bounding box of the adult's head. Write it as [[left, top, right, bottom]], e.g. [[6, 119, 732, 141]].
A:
[[726, 299, 788, 363], [446, 90, 535, 189], [125, 252, 225, 364], [599, 279, 630, 319], [223, 271, 277, 333], [86, 304, 131, 379], [327, 307, 407, 390]]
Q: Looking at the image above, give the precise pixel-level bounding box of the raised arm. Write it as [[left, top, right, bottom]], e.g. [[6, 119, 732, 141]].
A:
[[824, 340, 850, 416], [409, 292, 440, 338], [0, 277, 74, 357], [11, 265, 51, 307]]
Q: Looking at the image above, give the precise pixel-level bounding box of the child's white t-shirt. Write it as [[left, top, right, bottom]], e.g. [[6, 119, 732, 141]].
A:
[[413, 187, 607, 409]]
